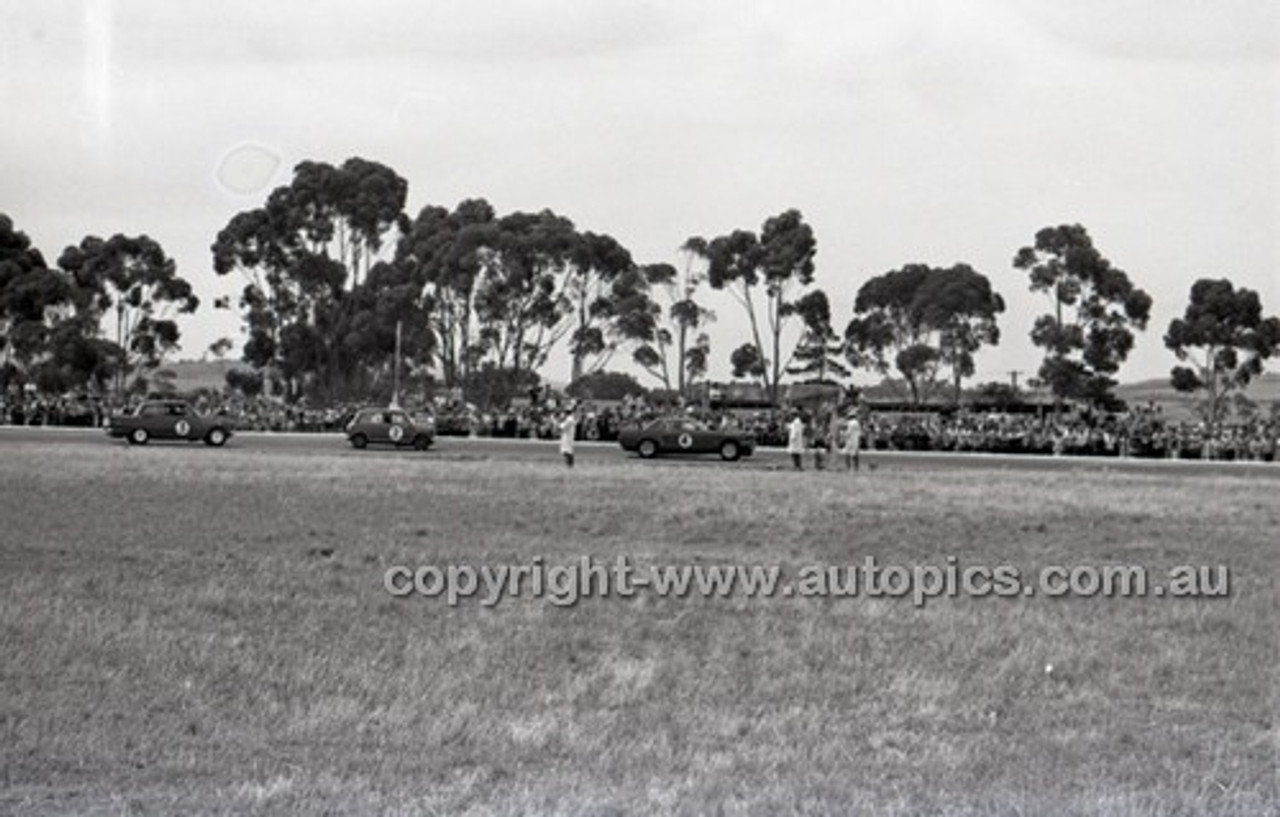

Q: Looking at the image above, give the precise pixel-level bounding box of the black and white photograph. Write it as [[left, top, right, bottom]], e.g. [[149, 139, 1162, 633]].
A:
[[2, 1, 1278, 813]]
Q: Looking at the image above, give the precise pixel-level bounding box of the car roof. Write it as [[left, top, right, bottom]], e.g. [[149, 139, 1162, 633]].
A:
[[355, 406, 414, 417]]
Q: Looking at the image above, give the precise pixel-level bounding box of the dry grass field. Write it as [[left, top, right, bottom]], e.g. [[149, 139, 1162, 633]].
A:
[[1, 439, 1276, 815]]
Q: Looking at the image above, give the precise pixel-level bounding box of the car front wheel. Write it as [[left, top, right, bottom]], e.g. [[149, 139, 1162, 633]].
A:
[[350, 433, 368, 449], [413, 434, 432, 451], [720, 440, 741, 462], [129, 428, 149, 445], [205, 428, 228, 447], [638, 439, 658, 459]]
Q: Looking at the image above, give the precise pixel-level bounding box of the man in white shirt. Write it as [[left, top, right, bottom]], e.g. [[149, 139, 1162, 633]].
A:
[[787, 412, 807, 471], [559, 408, 578, 468], [842, 411, 863, 472]]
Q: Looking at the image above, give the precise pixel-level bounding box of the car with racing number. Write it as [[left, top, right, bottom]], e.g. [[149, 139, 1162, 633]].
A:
[[617, 416, 756, 461], [105, 399, 234, 446], [345, 407, 434, 450]]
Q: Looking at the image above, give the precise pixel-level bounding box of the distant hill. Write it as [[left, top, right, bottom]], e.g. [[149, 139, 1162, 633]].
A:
[[159, 359, 1280, 415], [1114, 372, 1280, 421], [1115, 371, 1280, 403], [853, 372, 1280, 419]]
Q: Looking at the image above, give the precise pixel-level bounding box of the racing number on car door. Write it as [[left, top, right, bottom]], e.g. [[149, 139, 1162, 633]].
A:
[[388, 424, 405, 443], [174, 419, 191, 437]]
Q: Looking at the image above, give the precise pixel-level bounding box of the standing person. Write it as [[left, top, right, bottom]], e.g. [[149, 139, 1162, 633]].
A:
[[824, 408, 843, 471], [787, 411, 807, 471], [558, 407, 578, 468], [842, 410, 863, 472], [811, 410, 827, 471]]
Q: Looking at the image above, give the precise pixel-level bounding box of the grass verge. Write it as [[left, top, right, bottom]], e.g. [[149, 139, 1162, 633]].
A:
[[1, 441, 1276, 815]]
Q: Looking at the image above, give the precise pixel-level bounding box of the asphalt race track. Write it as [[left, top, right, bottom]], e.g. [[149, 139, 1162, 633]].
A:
[[2, 425, 1278, 480]]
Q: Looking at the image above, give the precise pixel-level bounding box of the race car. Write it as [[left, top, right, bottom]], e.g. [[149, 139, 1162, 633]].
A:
[[345, 407, 434, 450], [105, 400, 234, 446], [617, 416, 756, 461]]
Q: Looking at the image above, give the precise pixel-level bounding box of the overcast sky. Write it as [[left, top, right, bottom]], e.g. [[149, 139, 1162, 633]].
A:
[[3, 0, 1277, 388]]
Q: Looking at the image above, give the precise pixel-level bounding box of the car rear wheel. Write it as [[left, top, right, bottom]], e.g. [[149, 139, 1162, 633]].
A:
[[205, 428, 228, 447], [413, 434, 432, 451], [350, 433, 368, 449], [720, 440, 741, 462], [129, 428, 149, 445], [638, 439, 658, 459]]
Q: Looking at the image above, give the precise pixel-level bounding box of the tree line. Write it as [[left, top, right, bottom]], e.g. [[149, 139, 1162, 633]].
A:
[[3, 155, 1278, 435]]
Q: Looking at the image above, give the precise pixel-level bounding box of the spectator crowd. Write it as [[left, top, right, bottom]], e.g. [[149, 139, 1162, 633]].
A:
[[4, 391, 1277, 463], [845, 408, 1279, 462]]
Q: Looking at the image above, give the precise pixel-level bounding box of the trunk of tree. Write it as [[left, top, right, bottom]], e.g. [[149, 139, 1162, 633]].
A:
[[460, 288, 476, 391], [441, 301, 457, 389], [661, 346, 672, 394], [115, 304, 124, 399], [571, 291, 587, 384], [512, 318, 525, 382], [770, 292, 783, 407], [1052, 289, 1064, 419], [739, 282, 769, 403], [675, 324, 687, 395], [1206, 349, 1222, 438]]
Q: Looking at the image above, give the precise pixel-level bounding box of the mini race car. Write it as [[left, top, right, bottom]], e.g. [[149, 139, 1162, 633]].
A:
[[345, 407, 434, 450], [617, 416, 756, 461], [105, 400, 234, 446]]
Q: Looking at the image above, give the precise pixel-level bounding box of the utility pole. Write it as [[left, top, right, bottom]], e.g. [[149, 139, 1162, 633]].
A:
[[390, 320, 402, 409]]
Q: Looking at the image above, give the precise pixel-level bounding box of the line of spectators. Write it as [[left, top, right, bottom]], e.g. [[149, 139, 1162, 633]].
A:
[[846, 410, 1279, 462], [2, 395, 105, 427], [6, 391, 1276, 463]]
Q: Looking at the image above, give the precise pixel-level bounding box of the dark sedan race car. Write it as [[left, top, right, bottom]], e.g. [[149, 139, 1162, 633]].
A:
[[345, 407, 434, 451], [105, 400, 234, 446], [618, 416, 756, 461]]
